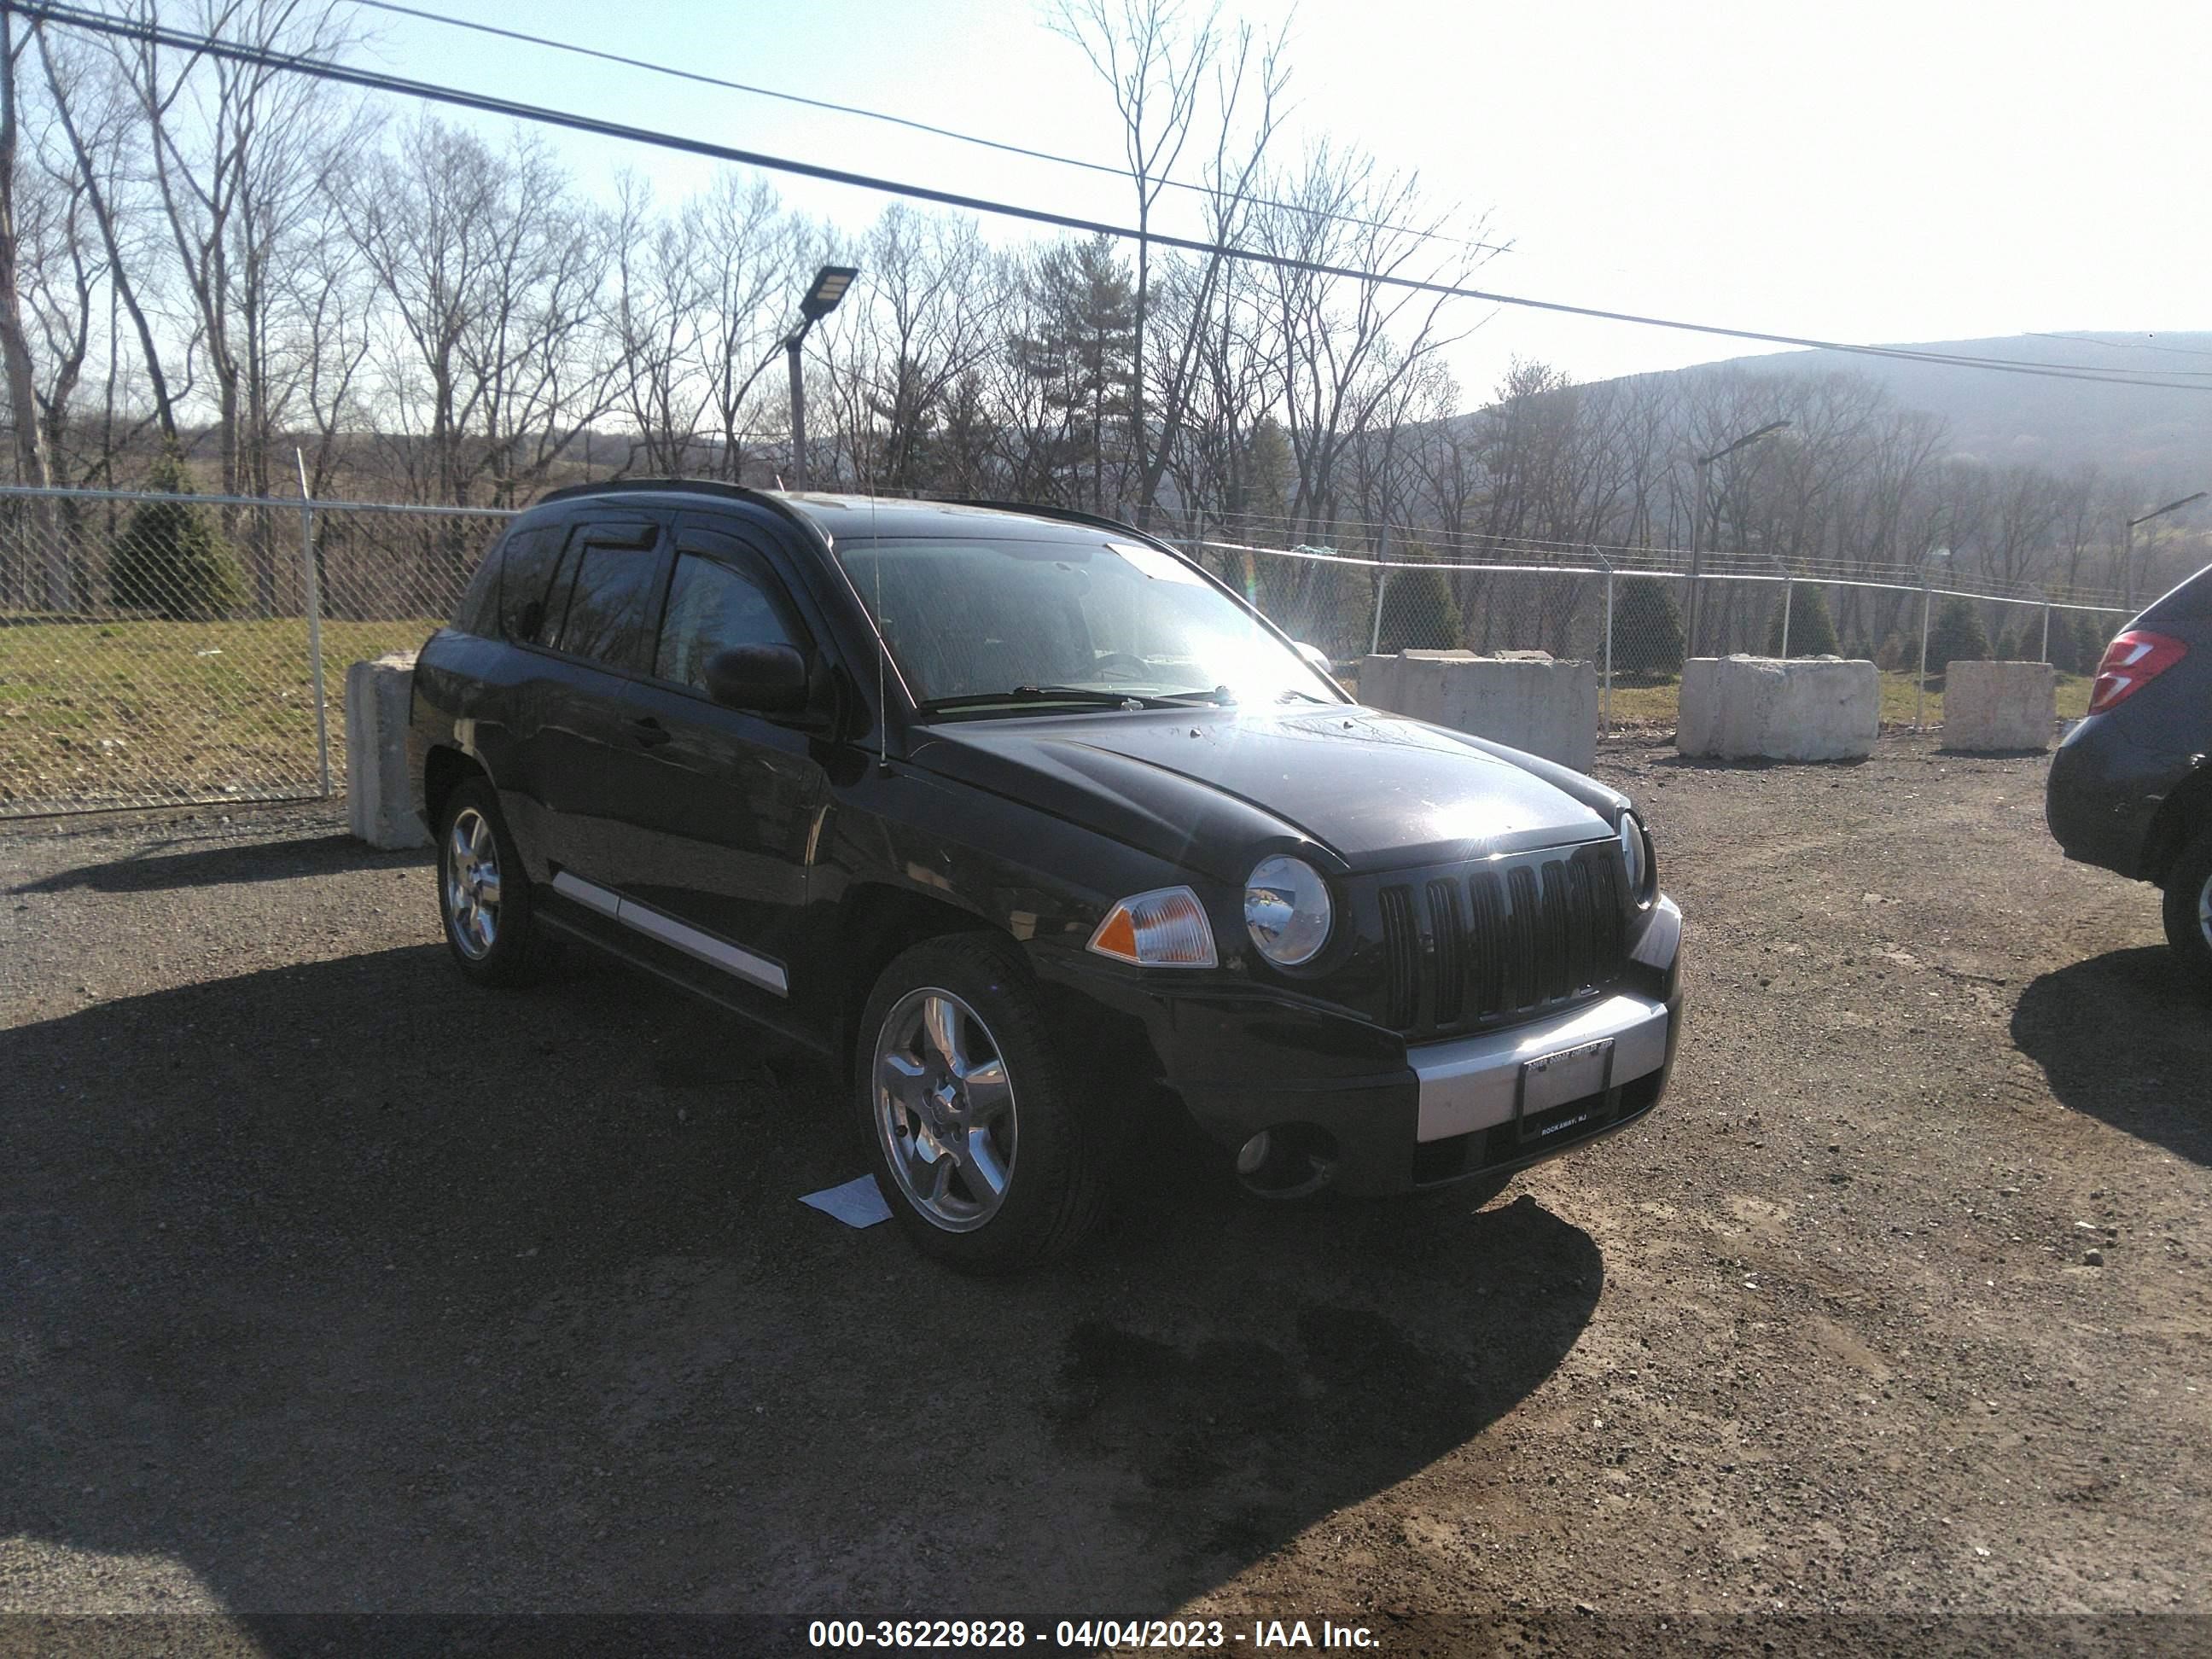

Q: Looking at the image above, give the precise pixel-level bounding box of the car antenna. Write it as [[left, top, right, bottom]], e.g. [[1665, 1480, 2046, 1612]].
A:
[[864, 467, 890, 777]]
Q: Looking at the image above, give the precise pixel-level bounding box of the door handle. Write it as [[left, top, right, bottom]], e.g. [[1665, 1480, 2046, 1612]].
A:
[[629, 716, 672, 748]]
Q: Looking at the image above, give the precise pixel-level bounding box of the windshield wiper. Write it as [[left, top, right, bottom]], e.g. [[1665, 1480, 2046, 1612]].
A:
[[916, 685, 1179, 715], [1152, 684, 1333, 707]]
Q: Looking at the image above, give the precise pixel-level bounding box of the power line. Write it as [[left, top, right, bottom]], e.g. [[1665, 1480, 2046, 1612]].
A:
[[342, 0, 1512, 258], [22, 0, 2212, 397], [2029, 329, 2212, 364]]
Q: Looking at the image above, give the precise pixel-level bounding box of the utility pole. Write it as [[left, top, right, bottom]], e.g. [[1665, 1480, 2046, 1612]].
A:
[[786, 335, 807, 491], [2122, 490, 2206, 608], [1684, 420, 1790, 657]]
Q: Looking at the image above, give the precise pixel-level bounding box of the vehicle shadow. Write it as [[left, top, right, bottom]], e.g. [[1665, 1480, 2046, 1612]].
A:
[[1, 946, 1601, 1627], [2011, 946, 2212, 1166], [10, 832, 429, 896]]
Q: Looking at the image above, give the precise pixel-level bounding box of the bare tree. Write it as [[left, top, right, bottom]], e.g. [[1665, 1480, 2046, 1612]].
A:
[[103, 0, 363, 607], [0, 7, 72, 611], [1051, 0, 1220, 527], [33, 19, 183, 447], [687, 172, 800, 484], [346, 116, 615, 511], [823, 206, 996, 492]]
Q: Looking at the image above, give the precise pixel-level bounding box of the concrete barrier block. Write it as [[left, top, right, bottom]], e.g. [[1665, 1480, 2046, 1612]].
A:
[[1677, 658, 1721, 756], [1941, 660, 2056, 752], [346, 651, 428, 850], [1357, 649, 1598, 771], [1676, 655, 1878, 762]]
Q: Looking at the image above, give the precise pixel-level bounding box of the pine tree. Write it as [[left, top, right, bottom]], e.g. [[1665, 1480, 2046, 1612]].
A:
[[1765, 584, 1838, 657], [1237, 418, 1293, 527], [108, 451, 245, 620], [1925, 597, 1990, 677], [1375, 548, 1459, 654], [2046, 613, 2082, 673], [2074, 613, 2115, 675], [1010, 235, 1136, 511], [1610, 577, 1684, 675]]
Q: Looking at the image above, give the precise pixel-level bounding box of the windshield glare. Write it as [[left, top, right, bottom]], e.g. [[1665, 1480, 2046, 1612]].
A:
[[835, 535, 1341, 710]]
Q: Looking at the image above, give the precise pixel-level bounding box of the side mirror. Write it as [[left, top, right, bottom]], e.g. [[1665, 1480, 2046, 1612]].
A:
[[702, 643, 811, 715], [1295, 641, 1336, 677]]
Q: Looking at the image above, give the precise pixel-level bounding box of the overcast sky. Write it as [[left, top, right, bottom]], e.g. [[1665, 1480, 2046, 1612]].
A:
[[350, 0, 2211, 402]]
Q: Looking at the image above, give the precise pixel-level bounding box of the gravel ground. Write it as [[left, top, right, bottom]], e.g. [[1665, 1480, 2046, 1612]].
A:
[[3, 736, 2208, 1652]]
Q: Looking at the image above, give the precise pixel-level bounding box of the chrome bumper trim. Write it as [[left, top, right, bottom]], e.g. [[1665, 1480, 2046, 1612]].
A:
[[550, 870, 789, 996], [1412, 987, 1671, 1143]]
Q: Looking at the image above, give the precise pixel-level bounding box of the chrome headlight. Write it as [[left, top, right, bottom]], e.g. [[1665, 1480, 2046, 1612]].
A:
[[1244, 854, 1332, 966], [1617, 809, 1656, 905]]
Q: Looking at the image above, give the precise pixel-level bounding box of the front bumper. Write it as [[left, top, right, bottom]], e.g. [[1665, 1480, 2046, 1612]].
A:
[[1411, 987, 1671, 1144], [1041, 894, 1683, 1197]]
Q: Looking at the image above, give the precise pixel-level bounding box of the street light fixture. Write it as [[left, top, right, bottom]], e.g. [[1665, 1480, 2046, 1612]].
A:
[[2122, 490, 2206, 607], [786, 264, 859, 491], [1685, 419, 1791, 656]]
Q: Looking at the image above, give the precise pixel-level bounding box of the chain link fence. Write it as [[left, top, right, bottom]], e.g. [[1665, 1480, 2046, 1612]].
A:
[[1195, 539, 2136, 734], [0, 484, 2148, 818], [0, 486, 508, 817]]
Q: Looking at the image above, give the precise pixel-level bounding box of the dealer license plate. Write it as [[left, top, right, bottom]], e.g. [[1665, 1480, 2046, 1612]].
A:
[[1516, 1037, 1615, 1143]]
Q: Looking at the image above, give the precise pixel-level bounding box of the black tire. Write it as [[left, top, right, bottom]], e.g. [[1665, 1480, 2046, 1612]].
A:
[[2161, 825, 2212, 986], [854, 934, 1113, 1273], [435, 777, 548, 987]]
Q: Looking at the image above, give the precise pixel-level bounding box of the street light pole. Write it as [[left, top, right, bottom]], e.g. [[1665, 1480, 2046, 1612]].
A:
[[786, 333, 808, 491], [1684, 419, 1790, 657], [2123, 490, 2206, 608], [783, 264, 859, 492]]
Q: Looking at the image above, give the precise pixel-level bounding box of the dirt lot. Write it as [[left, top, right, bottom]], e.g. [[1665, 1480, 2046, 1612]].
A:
[[3, 736, 2208, 1652]]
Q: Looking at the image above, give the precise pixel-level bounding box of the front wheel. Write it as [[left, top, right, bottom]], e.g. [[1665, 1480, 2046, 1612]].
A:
[[2161, 825, 2212, 987], [855, 934, 1113, 1273]]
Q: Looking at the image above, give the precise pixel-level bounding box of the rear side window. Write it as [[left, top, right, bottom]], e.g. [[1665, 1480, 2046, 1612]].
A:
[[553, 540, 664, 672], [498, 527, 568, 643], [655, 550, 798, 691], [450, 532, 506, 636]]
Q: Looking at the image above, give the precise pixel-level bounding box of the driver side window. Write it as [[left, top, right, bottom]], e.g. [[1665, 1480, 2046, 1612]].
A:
[[655, 550, 797, 693]]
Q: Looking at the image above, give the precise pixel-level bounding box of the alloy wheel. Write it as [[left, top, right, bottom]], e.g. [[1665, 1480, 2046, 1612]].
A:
[[445, 807, 502, 959], [872, 987, 1019, 1231]]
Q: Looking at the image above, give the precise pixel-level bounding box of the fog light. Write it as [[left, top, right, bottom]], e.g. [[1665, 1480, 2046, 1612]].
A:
[[1236, 1131, 1273, 1176]]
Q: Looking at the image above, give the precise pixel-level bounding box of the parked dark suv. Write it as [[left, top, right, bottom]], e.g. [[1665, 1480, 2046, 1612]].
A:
[[2046, 562, 2212, 980], [409, 483, 1684, 1270]]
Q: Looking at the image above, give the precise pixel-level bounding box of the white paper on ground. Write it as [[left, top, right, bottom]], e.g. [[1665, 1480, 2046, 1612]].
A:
[[799, 1175, 894, 1228]]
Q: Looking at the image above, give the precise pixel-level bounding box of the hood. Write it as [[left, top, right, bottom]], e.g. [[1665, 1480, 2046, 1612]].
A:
[[905, 704, 1621, 881]]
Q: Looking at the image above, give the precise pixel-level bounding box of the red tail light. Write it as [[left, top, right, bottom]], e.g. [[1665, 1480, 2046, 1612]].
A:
[[2087, 630, 2187, 714]]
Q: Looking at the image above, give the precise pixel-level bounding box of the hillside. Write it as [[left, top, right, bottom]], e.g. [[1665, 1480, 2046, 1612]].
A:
[[1670, 331, 2212, 486]]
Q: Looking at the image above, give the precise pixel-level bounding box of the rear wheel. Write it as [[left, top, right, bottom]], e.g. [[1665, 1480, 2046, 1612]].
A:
[[2161, 825, 2212, 985], [855, 934, 1112, 1273], [437, 777, 547, 986]]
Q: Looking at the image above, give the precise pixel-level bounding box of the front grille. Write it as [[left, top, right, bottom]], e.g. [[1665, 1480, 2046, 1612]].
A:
[[1377, 841, 1629, 1035]]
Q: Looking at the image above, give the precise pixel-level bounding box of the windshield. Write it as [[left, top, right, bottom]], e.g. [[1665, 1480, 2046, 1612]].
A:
[[835, 535, 1342, 712]]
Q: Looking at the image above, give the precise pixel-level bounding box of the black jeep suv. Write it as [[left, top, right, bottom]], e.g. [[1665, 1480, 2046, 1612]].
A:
[[409, 483, 1683, 1271]]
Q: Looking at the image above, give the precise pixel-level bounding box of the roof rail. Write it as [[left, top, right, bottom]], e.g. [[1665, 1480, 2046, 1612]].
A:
[[940, 498, 1159, 544], [535, 476, 772, 509], [531, 475, 835, 549]]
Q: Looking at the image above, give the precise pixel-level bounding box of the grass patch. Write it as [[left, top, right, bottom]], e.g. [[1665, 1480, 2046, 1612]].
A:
[[0, 614, 439, 812], [1609, 668, 2092, 728]]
